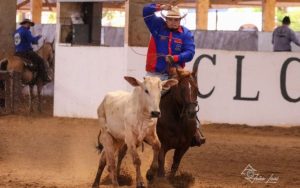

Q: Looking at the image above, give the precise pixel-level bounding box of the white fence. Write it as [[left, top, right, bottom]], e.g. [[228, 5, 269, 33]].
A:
[[54, 46, 300, 126]]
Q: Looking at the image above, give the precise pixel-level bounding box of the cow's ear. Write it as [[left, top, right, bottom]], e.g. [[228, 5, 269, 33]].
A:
[[124, 76, 142, 87], [161, 79, 178, 90]]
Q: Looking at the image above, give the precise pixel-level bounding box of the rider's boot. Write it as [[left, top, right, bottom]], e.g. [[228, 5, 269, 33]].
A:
[[41, 64, 52, 83], [44, 74, 52, 83]]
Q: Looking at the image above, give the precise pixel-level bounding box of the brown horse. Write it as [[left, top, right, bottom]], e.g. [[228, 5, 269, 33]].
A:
[[146, 69, 201, 179], [0, 43, 54, 112]]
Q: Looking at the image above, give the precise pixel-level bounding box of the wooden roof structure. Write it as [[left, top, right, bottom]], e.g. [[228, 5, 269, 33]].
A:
[[17, 0, 300, 10], [17, 0, 300, 31], [17, 0, 56, 11]]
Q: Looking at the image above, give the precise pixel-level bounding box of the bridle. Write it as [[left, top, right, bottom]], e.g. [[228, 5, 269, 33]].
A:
[[165, 58, 201, 118], [178, 75, 199, 119]]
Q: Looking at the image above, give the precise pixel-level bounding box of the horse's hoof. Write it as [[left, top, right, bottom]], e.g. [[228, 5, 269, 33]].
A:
[[91, 183, 99, 188], [157, 171, 165, 178], [146, 169, 154, 181], [136, 182, 146, 188], [169, 172, 176, 178]]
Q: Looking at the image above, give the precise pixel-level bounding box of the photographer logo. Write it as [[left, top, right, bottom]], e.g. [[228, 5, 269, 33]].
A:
[[241, 164, 279, 184]]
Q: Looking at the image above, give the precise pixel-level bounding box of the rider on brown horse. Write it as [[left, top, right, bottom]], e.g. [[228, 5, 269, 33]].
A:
[[143, 3, 205, 147], [13, 19, 51, 83]]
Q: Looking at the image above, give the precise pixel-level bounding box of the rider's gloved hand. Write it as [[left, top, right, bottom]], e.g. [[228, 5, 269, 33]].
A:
[[37, 34, 43, 39], [160, 4, 172, 11], [165, 55, 176, 64]]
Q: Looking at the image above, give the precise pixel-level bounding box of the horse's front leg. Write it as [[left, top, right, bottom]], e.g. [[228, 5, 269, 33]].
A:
[[144, 130, 161, 181], [157, 148, 166, 177], [37, 83, 43, 112], [28, 85, 34, 112], [170, 147, 189, 177]]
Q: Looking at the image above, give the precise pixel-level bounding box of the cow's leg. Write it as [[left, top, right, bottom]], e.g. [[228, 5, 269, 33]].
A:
[[127, 141, 145, 188], [28, 85, 34, 112], [170, 147, 189, 177], [157, 148, 166, 177], [101, 132, 119, 187], [144, 133, 161, 181], [92, 150, 107, 188], [117, 143, 127, 178]]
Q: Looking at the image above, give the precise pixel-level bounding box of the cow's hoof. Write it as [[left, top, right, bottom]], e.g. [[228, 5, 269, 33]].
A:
[[136, 182, 146, 188], [146, 169, 154, 181]]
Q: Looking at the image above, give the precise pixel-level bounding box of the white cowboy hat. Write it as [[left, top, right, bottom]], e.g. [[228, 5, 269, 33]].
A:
[[161, 6, 187, 19], [20, 19, 35, 26]]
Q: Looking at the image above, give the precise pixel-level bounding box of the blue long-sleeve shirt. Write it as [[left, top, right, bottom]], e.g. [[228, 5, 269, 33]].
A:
[[14, 26, 41, 53], [143, 3, 195, 73]]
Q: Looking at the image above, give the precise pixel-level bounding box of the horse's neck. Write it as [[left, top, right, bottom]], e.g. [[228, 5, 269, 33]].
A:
[[161, 89, 183, 116], [36, 44, 44, 53]]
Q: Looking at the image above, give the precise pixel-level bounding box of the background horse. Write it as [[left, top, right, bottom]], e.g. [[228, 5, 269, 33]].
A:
[[0, 42, 54, 112], [37, 41, 55, 69]]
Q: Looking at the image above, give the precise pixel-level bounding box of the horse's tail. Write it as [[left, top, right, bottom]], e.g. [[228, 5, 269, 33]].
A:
[[0, 58, 8, 70]]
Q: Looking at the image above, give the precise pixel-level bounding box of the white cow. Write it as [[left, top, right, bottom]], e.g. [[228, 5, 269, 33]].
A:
[[92, 76, 178, 188]]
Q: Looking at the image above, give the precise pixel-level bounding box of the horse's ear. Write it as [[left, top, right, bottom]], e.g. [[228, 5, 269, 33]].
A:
[[162, 79, 178, 90], [176, 68, 191, 78], [181, 70, 191, 77], [124, 76, 142, 87]]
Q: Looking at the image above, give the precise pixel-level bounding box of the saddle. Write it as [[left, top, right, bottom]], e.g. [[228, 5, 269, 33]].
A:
[[19, 56, 38, 72], [13, 54, 38, 84]]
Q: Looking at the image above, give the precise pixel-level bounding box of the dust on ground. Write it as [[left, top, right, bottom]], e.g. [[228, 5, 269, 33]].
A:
[[0, 97, 299, 188]]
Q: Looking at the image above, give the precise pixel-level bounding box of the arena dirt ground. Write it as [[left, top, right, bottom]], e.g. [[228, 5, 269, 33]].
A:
[[0, 97, 299, 188]]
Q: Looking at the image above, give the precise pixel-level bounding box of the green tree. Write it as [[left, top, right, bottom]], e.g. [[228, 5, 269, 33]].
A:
[[276, 7, 300, 31]]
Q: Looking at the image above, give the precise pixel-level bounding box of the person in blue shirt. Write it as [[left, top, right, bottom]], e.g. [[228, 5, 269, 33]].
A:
[[143, 3, 195, 80], [14, 19, 51, 83], [143, 4, 205, 147]]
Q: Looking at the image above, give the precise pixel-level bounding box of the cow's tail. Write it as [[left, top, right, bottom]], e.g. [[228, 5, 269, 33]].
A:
[[96, 130, 104, 153], [95, 101, 106, 154]]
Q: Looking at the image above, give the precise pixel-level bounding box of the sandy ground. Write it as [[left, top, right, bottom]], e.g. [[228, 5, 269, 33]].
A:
[[0, 97, 300, 188]]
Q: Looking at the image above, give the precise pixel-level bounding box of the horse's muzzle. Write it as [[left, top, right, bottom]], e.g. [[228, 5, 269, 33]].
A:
[[186, 103, 199, 119], [151, 111, 161, 118]]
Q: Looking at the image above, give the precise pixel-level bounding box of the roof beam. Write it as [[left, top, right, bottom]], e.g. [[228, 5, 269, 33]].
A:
[[45, 0, 53, 11], [17, 0, 30, 9]]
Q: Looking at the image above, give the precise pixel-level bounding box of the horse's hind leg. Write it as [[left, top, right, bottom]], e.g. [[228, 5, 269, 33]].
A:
[[92, 150, 107, 188], [157, 148, 166, 177], [170, 147, 189, 177]]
